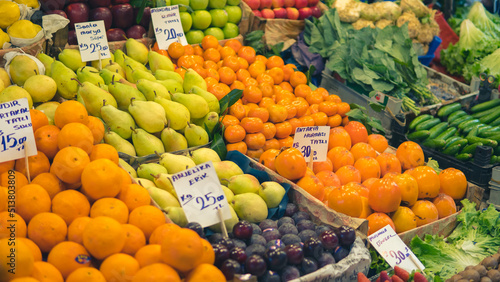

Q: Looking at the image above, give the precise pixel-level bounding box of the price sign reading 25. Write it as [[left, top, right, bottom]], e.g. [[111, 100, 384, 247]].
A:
[[79, 42, 109, 54], [74, 20, 111, 62], [151, 5, 188, 49], [171, 161, 232, 228]]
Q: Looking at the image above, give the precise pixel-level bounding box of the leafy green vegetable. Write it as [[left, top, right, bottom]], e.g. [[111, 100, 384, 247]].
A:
[[369, 248, 390, 274], [243, 30, 284, 58], [346, 103, 386, 135], [465, 48, 500, 87], [468, 2, 500, 38]]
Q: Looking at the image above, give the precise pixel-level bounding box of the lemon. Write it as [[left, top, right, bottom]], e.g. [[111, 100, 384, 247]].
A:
[[0, 1, 21, 29], [14, 0, 39, 8], [7, 20, 42, 39], [0, 29, 10, 48]]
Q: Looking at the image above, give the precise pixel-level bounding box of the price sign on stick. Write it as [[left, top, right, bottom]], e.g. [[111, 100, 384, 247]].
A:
[[0, 98, 37, 162], [75, 20, 111, 62], [368, 224, 426, 273], [171, 161, 232, 228], [292, 126, 330, 162], [151, 5, 188, 50]]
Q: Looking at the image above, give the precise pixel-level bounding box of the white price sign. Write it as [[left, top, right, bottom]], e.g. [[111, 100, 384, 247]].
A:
[[292, 126, 330, 162], [75, 20, 111, 62], [0, 98, 37, 162], [171, 161, 231, 228], [151, 5, 188, 50], [368, 225, 425, 272]]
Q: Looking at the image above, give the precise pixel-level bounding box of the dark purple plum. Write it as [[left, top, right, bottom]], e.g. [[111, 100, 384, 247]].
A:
[[281, 265, 300, 281], [259, 270, 281, 282], [250, 234, 267, 246], [303, 238, 323, 260], [185, 222, 204, 237], [298, 230, 317, 243], [319, 230, 339, 250], [230, 247, 247, 264], [284, 243, 304, 265], [278, 223, 298, 235], [296, 220, 315, 232], [212, 244, 230, 266], [262, 229, 281, 242], [111, 3, 134, 29], [216, 238, 235, 251], [251, 223, 262, 235], [233, 220, 254, 240], [220, 259, 242, 280], [333, 246, 350, 262], [281, 234, 301, 246], [209, 233, 224, 244], [246, 254, 267, 277], [266, 239, 285, 250], [264, 248, 288, 271], [278, 216, 295, 227], [246, 244, 267, 257], [338, 226, 356, 247], [317, 252, 336, 267], [292, 211, 311, 224], [68, 30, 78, 45], [106, 28, 126, 41], [315, 225, 333, 236], [284, 203, 298, 217], [301, 257, 318, 274], [126, 25, 146, 39], [259, 219, 278, 230], [232, 239, 247, 249]]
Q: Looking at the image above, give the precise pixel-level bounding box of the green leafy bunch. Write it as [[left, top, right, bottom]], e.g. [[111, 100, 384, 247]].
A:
[[244, 30, 284, 58]]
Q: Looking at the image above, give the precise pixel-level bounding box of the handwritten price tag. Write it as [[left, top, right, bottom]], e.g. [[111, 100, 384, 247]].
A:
[[292, 126, 329, 162], [151, 5, 188, 50], [171, 161, 232, 227], [75, 20, 111, 62], [368, 225, 425, 272], [0, 98, 37, 162]]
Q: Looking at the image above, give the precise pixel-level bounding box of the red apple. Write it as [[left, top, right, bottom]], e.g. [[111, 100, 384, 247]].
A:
[[111, 4, 134, 29], [260, 0, 272, 9], [298, 7, 311, 19], [65, 3, 89, 29], [273, 7, 287, 18], [295, 0, 307, 9], [283, 0, 294, 7], [40, 0, 66, 11], [307, 0, 318, 7], [45, 10, 67, 18], [261, 8, 275, 18], [310, 5, 321, 18], [112, 0, 129, 3], [126, 25, 146, 39], [252, 10, 262, 17], [106, 28, 126, 41], [244, 0, 260, 10], [286, 7, 299, 19], [68, 30, 77, 45], [89, 0, 111, 8], [89, 7, 112, 29], [67, 0, 87, 3], [271, 0, 283, 8]]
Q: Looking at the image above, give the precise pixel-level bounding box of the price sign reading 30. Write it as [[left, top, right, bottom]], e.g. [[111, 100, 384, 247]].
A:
[[292, 126, 330, 162]]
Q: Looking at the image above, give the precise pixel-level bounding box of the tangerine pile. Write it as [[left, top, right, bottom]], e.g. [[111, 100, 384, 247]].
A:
[[0, 101, 224, 281]]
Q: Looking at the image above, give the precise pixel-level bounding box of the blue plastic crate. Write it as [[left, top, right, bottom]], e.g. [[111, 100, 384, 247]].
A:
[[418, 36, 442, 66]]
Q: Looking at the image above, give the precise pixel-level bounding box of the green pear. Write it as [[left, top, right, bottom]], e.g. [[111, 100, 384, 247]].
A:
[[190, 85, 220, 113], [58, 48, 85, 71], [101, 103, 136, 139], [222, 185, 234, 203], [130, 68, 156, 83], [91, 53, 115, 69], [137, 163, 169, 182], [184, 123, 209, 147], [99, 83, 108, 92], [124, 59, 149, 82], [154, 97, 190, 131], [128, 98, 167, 133], [148, 51, 175, 73], [9, 55, 40, 86], [209, 205, 239, 233], [152, 173, 177, 198], [36, 53, 55, 76], [0, 80, 4, 93], [23, 75, 57, 103], [77, 66, 105, 86], [0, 86, 33, 108], [258, 182, 286, 208], [183, 68, 207, 92], [104, 61, 125, 78], [108, 80, 146, 111], [227, 174, 261, 194], [193, 111, 219, 134], [161, 127, 188, 152], [118, 158, 137, 178], [213, 161, 244, 185], [159, 152, 196, 174], [136, 79, 171, 101], [113, 49, 127, 70], [125, 38, 149, 65], [0, 68, 11, 87], [190, 148, 221, 165], [232, 193, 268, 223], [148, 186, 180, 209], [124, 57, 149, 72], [76, 92, 86, 107], [156, 79, 184, 94], [131, 128, 165, 157], [75, 80, 117, 119], [104, 131, 137, 156], [36, 101, 59, 125], [164, 207, 188, 227], [135, 178, 156, 188], [50, 60, 78, 99], [172, 93, 209, 119], [154, 70, 183, 84], [100, 69, 126, 85]]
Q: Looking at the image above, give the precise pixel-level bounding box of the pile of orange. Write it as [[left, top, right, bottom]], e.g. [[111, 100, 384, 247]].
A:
[[0, 101, 224, 281]]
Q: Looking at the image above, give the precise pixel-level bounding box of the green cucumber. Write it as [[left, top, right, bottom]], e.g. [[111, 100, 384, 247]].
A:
[[447, 110, 467, 123], [443, 136, 462, 149], [480, 110, 500, 124], [477, 125, 493, 136], [437, 103, 462, 118], [435, 127, 457, 140], [458, 119, 480, 131], [461, 142, 482, 154], [450, 115, 474, 127], [472, 105, 500, 118], [455, 153, 473, 161], [407, 130, 431, 142], [428, 122, 449, 139], [466, 136, 498, 148], [422, 138, 446, 149], [465, 124, 487, 136], [490, 116, 500, 127], [415, 118, 441, 131], [484, 134, 500, 142], [443, 144, 463, 155], [471, 99, 500, 113], [409, 114, 433, 131], [479, 126, 500, 137]]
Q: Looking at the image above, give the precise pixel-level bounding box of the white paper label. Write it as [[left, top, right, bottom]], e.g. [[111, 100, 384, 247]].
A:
[[0, 98, 37, 162], [75, 20, 111, 62], [368, 224, 425, 272], [292, 126, 330, 162], [171, 161, 232, 228], [151, 5, 188, 49]]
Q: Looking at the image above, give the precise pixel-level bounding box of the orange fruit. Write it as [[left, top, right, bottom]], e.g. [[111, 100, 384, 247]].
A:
[[354, 156, 381, 182], [0, 211, 26, 238], [14, 151, 50, 179], [185, 263, 226, 282], [368, 178, 402, 213], [391, 206, 417, 233], [161, 228, 203, 272], [219, 46, 236, 59], [411, 200, 439, 227], [168, 42, 185, 59], [100, 253, 140, 282], [261, 122, 277, 139], [89, 144, 119, 164], [366, 213, 396, 235], [433, 193, 457, 219], [67, 216, 91, 244], [240, 117, 264, 134], [201, 35, 219, 50], [121, 223, 146, 256], [244, 132, 266, 150], [28, 212, 67, 253], [52, 190, 90, 225], [30, 109, 49, 134], [268, 67, 284, 84], [327, 186, 363, 218], [315, 171, 341, 188], [344, 182, 369, 198], [0, 160, 14, 175], [327, 147, 355, 172], [325, 94, 342, 103], [344, 121, 368, 145], [247, 148, 264, 159], [54, 100, 89, 129], [90, 197, 129, 224], [259, 149, 280, 171], [266, 56, 284, 69], [274, 148, 307, 181], [228, 103, 246, 120], [296, 175, 325, 201], [274, 121, 292, 139], [328, 127, 351, 150], [267, 104, 288, 123], [135, 245, 162, 268], [81, 159, 123, 200], [306, 91, 324, 105], [238, 46, 256, 64], [82, 216, 126, 260], [34, 125, 60, 160], [226, 141, 248, 155], [318, 101, 338, 116], [50, 146, 90, 184], [199, 238, 215, 265], [65, 267, 106, 282], [0, 238, 34, 280], [149, 223, 181, 245], [350, 142, 377, 161], [328, 114, 342, 128], [220, 115, 240, 127], [336, 165, 361, 185], [224, 125, 246, 143], [31, 261, 64, 282], [16, 184, 51, 222], [375, 153, 402, 177], [128, 205, 166, 240], [57, 122, 94, 154], [87, 116, 105, 145], [277, 136, 294, 148], [18, 237, 42, 261], [263, 138, 280, 151], [0, 170, 28, 191], [294, 84, 312, 98], [31, 172, 63, 199], [337, 102, 351, 117], [396, 141, 425, 170], [368, 134, 388, 153], [405, 166, 440, 199], [312, 158, 333, 174], [311, 112, 328, 126], [224, 39, 242, 52], [289, 71, 307, 88], [131, 263, 181, 282], [223, 55, 241, 72], [439, 168, 467, 200], [118, 183, 151, 211], [47, 241, 91, 279], [359, 196, 372, 219]]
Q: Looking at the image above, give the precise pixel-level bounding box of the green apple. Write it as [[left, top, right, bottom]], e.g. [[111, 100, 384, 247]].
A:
[[208, 0, 226, 8], [210, 9, 228, 28], [190, 0, 208, 10], [227, 0, 240, 5], [222, 23, 239, 39], [186, 30, 205, 44], [180, 12, 192, 32], [225, 6, 242, 24], [204, 27, 225, 40], [171, 0, 189, 11], [191, 10, 212, 29]]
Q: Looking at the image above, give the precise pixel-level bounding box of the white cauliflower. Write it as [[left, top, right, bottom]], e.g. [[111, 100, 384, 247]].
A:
[[397, 11, 421, 38], [375, 19, 393, 29], [352, 18, 375, 30]]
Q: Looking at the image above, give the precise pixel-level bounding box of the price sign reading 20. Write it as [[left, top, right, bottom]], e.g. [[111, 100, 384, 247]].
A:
[[151, 5, 188, 49]]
